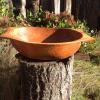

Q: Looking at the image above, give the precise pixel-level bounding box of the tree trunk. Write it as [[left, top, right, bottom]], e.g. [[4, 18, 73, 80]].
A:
[[65, 0, 72, 14], [17, 54, 74, 100], [21, 0, 26, 18], [54, 0, 60, 14], [8, 0, 13, 15], [39, 0, 72, 14], [32, 0, 39, 15]]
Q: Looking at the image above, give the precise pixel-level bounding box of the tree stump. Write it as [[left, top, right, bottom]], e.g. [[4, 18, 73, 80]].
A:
[[16, 54, 74, 100]]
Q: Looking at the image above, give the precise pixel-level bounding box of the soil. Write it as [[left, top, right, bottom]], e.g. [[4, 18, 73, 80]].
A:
[[75, 52, 90, 61]]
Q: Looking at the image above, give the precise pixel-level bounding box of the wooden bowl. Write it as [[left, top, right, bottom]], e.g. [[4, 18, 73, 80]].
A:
[[0, 27, 95, 60]]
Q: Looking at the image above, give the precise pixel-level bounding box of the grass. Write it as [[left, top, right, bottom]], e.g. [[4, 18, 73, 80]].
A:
[[72, 59, 100, 100], [72, 37, 100, 100]]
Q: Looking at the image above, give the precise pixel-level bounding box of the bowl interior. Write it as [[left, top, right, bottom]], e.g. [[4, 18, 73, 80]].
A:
[[13, 27, 82, 43]]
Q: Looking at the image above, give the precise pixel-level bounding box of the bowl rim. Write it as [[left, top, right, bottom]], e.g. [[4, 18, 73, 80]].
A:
[[2, 27, 84, 45]]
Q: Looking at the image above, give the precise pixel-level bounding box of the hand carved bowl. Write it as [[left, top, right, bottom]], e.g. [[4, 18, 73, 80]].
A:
[[0, 27, 95, 60]]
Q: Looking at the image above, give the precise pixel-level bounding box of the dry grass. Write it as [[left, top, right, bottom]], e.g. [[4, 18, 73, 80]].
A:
[[72, 60, 100, 100]]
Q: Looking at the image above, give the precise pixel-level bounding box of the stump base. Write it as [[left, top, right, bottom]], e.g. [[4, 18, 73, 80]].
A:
[[16, 54, 74, 100]]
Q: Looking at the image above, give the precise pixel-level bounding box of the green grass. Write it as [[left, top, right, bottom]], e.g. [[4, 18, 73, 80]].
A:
[[72, 60, 100, 100]]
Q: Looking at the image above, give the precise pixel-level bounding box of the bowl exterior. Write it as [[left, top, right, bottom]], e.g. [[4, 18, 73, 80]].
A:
[[11, 40, 81, 60]]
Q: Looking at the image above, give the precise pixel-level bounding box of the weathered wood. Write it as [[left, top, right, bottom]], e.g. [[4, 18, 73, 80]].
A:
[[72, 0, 100, 29], [17, 54, 74, 100]]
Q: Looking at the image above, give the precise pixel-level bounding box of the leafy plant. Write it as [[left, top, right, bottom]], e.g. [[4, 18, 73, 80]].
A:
[[79, 42, 96, 54], [57, 18, 71, 28], [73, 20, 90, 33], [0, 0, 9, 17], [27, 7, 47, 27], [79, 37, 100, 55], [27, 7, 74, 28], [0, 28, 6, 35]]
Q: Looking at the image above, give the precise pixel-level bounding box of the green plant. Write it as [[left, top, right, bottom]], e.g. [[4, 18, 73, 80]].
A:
[[0, 0, 9, 17], [79, 37, 100, 55], [27, 7, 47, 27], [0, 28, 7, 35], [73, 20, 90, 33], [79, 42, 96, 54], [8, 13, 31, 27], [27, 7, 74, 28], [57, 18, 71, 28]]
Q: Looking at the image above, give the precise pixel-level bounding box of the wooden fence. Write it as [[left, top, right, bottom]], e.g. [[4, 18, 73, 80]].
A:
[[72, 0, 100, 29], [31, 0, 100, 29]]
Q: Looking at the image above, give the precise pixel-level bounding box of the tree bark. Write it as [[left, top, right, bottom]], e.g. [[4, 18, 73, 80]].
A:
[[21, 0, 26, 18], [17, 54, 74, 100], [32, 0, 40, 15], [39, 0, 72, 14], [65, 0, 72, 14], [54, 0, 60, 14], [8, 0, 13, 15]]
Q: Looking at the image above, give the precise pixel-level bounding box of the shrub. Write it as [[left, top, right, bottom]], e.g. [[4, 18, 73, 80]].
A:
[[27, 7, 75, 28], [0, 0, 9, 17]]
